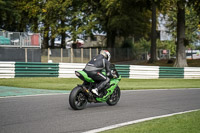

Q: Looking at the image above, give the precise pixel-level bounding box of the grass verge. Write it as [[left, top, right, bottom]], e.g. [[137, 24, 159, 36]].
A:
[[102, 110, 200, 133], [0, 78, 200, 90]]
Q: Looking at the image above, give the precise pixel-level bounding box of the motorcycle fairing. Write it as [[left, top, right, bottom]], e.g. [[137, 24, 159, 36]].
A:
[[96, 76, 121, 102], [75, 70, 121, 102], [75, 71, 94, 83]]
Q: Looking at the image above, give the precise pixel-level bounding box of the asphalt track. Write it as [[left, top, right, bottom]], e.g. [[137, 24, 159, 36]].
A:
[[1, 89, 200, 133]]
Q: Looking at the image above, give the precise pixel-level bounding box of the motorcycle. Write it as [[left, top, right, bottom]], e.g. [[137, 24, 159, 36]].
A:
[[69, 64, 121, 110]]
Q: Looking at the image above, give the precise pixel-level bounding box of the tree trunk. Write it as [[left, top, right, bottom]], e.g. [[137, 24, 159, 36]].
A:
[[43, 34, 49, 49], [61, 20, 66, 48], [173, 1, 188, 67], [107, 31, 115, 48], [33, 17, 39, 33], [50, 37, 55, 49], [148, 0, 157, 63], [61, 32, 66, 48], [42, 25, 49, 49]]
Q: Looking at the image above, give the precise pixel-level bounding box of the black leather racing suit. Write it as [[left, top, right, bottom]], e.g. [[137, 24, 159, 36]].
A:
[[83, 54, 112, 91]]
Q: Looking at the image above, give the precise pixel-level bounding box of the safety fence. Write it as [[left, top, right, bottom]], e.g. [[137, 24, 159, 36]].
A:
[[42, 48, 138, 63], [0, 30, 41, 48], [0, 62, 200, 79]]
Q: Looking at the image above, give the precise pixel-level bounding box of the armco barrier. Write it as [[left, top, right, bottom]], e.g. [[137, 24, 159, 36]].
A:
[[59, 63, 130, 78], [59, 63, 85, 78], [115, 65, 130, 78], [15, 62, 59, 77], [184, 67, 200, 79], [159, 67, 184, 78], [0, 62, 15, 78], [129, 65, 159, 79], [0, 62, 200, 79]]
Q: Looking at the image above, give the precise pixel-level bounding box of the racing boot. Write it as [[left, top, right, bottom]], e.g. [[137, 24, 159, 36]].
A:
[[91, 88, 99, 96]]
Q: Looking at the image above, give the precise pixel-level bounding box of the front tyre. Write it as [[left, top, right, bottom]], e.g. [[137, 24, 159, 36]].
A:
[[106, 86, 121, 106], [69, 86, 87, 110]]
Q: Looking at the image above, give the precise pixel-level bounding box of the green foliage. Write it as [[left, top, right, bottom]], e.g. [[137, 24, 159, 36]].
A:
[[77, 0, 152, 47], [0, 0, 22, 31], [189, 0, 200, 15], [195, 45, 200, 50], [165, 6, 200, 44], [134, 38, 151, 52], [0, 0, 199, 50], [157, 40, 176, 56], [133, 38, 176, 57], [110, 0, 151, 40], [121, 39, 134, 49]]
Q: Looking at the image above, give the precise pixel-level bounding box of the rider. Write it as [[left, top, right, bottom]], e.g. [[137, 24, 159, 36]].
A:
[[83, 50, 112, 96]]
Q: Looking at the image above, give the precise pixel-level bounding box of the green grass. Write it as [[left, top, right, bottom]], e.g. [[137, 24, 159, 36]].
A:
[[137, 59, 200, 67], [0, 78, 200, 90], [0, 78, 81, 90], [119, 78, 200, 90], [102, 110, 200, 133]]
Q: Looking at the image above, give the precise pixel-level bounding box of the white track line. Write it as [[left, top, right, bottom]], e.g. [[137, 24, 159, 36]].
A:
[[83, 109, 200, 133]]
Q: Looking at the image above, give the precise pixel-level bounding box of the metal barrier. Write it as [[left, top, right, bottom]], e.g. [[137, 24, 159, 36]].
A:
[[15, 62, 59, 77], [159, 67, 184, 78], [58, 63, 130, 78], [0, 62, 15, 78], [184, 67, 200, 79], [129, 65, 159, 79], [59, 63, 85, 78], [0, 30, 41, 48], [115, 65, 130, 78]]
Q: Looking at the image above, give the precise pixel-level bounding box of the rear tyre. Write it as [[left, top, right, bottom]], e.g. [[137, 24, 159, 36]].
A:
[[106, 86, 121, 106], [69, 86, 87, 110]]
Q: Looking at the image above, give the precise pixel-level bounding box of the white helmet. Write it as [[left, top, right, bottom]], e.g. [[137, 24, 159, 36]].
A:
[[100, 50, 111, 61]]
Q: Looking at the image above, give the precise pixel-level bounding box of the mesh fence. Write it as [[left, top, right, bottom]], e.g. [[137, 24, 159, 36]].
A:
[[0, 48, 147, 63], [41, 48, 147, 63], [0, 30, 41, 48], [0, 48, 41, 62], [1, 47, 172, 63]]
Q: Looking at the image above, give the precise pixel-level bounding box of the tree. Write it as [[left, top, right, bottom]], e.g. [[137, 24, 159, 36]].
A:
[[189, 0, 200, 14], [104, 0, 152, 47], [148, 0, 158, 63], [131, 0, 162, 63], [174, 0, 188, 67], [0, 0, 25, 31], [19, 0, 73, 48], [163, 0, 199, 67], [165, 4, 199, 45], [161, 0, 200, 67], [80, 0, 151, 48]]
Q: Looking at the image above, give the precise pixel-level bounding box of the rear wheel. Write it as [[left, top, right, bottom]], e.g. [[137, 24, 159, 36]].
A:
[[69, 86, 87, 110], [106, 86, 121, 106]]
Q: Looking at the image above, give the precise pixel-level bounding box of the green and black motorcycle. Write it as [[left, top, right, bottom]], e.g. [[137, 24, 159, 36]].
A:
[[69, 64, 121, 110]]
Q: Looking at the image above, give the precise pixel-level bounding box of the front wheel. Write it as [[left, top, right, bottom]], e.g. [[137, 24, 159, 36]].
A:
[[106, 86, 121, 106], [69, 86, 87, 110]]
